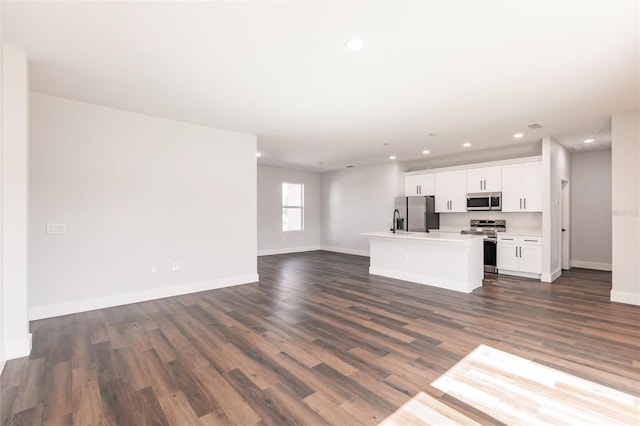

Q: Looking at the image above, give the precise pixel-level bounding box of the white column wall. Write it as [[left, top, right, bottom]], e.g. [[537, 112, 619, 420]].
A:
[[611, 110, 640, 305], [1, 45, 31, 360]]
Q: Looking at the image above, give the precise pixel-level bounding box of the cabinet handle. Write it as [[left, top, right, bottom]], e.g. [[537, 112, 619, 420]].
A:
[[502, 238, 514, 241], [520, 198, 522, 209], [480, 180, 482, 191], [524, 239, 537, 242], [515, 247, 518, 257], [524, 198, 527, 209], [519, 247, 522, 257]]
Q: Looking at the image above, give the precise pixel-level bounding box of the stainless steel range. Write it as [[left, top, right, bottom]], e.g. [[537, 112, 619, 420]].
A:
[[461, 219, 506, 273]]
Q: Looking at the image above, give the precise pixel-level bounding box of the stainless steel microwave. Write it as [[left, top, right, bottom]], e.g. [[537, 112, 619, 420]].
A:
[[467, 192, 502, 211]]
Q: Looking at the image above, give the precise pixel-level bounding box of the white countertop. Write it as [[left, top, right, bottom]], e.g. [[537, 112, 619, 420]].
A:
[[425, 226, 543, 237], [362, 231, 484, 243]]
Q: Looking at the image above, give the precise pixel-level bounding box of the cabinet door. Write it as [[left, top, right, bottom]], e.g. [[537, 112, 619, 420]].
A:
[[501, 163, 524, 212], [522, 161, 542, 212], [466, 168, 485, 193], [467, 166, 501, 193], [435, 170, 467, 212], [483, 166, 502, 192], [405, 175, 422, 196], [417, 174, 435, 196], [520, 245, 542, 273], [497, 242, 519, 271]]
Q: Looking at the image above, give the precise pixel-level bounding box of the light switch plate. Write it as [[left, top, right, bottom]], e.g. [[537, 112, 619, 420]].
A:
[[46, 224, 66, 235]]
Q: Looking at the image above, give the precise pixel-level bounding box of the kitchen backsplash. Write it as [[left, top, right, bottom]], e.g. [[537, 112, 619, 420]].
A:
[[439, 211, 542, 229]]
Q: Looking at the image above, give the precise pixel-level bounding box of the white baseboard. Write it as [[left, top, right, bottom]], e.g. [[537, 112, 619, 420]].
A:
[[321, 245, 370, 257], [570, 260, 612, 271], [3, 333, 32, 360], [258, 245, 322, 256], [29, 273, 259, 320], [499, 269, 542, 280], [541, 268, 562, 283], [610, 290, 640, 306], [369, 266, 480, 293]]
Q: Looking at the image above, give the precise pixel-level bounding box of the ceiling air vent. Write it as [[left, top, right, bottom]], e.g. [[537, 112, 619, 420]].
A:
[[528, 123, 542, 129]]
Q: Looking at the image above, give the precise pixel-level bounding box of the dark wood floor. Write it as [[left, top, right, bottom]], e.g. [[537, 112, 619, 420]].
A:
[[1, 251, 639, 425]]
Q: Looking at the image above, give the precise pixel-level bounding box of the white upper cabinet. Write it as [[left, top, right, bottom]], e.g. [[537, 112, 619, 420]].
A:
[[501, 161, 542, 212], [435, 170, 467, 212], [405, 174, 435, 196], [466, 166, 501, 193]]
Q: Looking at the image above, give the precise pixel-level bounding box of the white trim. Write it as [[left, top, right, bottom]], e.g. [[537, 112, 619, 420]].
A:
[[29, 274, 259, 320], [541, 268, 562, 283], [258, 245, 322, 256], [3, 333, 32, 360], [369, 267, 481, 294], [405, 155, 542, 176], [610, 290, 640, 306], [570, 260, 612, 271], [0, 360, 5, 376], [499, 269, 542, 280], [321, 245, 370, 257]]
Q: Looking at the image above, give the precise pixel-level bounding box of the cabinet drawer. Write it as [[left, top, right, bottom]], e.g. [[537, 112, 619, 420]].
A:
[[520, 236, 542, 246]]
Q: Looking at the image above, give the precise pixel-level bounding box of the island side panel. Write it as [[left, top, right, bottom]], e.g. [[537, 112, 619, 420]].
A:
[[368, 236, 483, 293]]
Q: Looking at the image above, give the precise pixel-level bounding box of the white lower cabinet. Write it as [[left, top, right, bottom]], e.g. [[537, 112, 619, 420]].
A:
[[497, 234, 542, 277]]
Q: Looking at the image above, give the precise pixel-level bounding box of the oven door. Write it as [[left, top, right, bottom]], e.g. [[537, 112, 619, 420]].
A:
[[467, 194, 491, 211], [484, 238, 497, 273]]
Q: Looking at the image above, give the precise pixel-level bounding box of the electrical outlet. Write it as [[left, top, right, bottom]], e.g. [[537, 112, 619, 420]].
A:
[[47, 224, 66, 235], [172, 262, 179, 271], [151, 265, 157, 273]]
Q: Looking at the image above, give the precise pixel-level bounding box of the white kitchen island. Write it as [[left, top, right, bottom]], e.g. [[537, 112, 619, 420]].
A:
[[362, 231, 484, 293]]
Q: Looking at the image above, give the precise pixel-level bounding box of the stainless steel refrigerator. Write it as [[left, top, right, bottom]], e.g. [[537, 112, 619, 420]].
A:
[[394, 196, 440, 232]]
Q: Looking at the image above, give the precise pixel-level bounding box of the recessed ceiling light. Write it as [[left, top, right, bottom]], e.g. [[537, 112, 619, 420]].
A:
[[463, 142, 472, 148], [389, 155, 397, 160], [345, 39, 364, 50], [584, 139, 595, 144], [513, 133, 524, 138], [422, 150, 430, 154], [256, 152, 262, 157]]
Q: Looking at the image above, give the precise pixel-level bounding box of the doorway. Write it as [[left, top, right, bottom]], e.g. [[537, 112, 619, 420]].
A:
[[561, 180, 570, 270]]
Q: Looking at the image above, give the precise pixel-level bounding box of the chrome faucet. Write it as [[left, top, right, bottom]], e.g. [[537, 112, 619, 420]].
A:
[[392, 209, 400, 233]]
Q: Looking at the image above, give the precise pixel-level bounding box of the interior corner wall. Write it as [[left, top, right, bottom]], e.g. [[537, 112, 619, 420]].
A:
[[542, 136, 570, 282], [257, 165, 321, 255], [1, 45, 30, 361], [29, 93, 258, 320], [570, 149, 612, 270], [611, 110, 640, 305], [320, 162, 403, 256]]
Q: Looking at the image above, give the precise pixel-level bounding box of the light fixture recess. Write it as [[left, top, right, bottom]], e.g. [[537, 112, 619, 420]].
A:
[[463, 142, 472, 148], [584, 139, 595, 144], [256, 152, 262, 157], [345, 39, 364, 50], [513, 133, 524, 138], [389, 155, 397, 160], [422, 150, 430, 154]]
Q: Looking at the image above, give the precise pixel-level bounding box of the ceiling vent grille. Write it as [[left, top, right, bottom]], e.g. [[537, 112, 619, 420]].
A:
[[528, 123, 542, 129]]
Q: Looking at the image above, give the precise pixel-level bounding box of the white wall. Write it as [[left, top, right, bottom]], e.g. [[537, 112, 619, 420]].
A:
[[542, 136, 571, 282], [257, 165, 321, 255], [570, 149, 612, 270], [611, 110, 639, 305], [439, 212, 542, 230], [321, 162, 403, 256], [1, 46, 30, 361], [29, 93, 258, 319]]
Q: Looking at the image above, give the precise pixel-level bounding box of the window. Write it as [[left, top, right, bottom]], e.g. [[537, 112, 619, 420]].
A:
[[282, 182, 304, 231]]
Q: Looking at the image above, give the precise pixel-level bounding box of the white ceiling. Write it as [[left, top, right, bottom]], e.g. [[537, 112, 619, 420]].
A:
[[3, 1, 638, 171]]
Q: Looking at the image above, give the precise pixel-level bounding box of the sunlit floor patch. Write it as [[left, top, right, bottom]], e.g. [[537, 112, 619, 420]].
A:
[[430, 344, 639, 425]]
